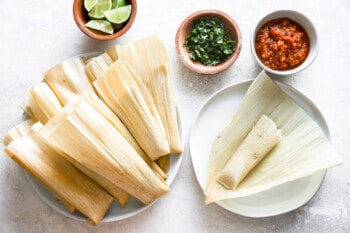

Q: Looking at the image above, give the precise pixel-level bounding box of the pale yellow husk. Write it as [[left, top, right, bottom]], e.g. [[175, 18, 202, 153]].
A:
[[38, 98, 170, 204], [43, 57, 94, 105], [21, 82, 63, 124], [82, 92, 167, 180], [4, 124, 114, 226], [116, 35, 183, 154], [216, 115, 282, 190], [205, 72, 343, 204], [94, 59, 170, 161], [2, 119, 35, 146], [85, 53, 114, 82]]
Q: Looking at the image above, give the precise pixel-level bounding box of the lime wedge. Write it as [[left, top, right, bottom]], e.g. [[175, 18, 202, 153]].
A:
[[84, 0, 98, 11], [111, 0, 127, 9], [103, 5, 132, 24], [88, 0, 112, 19], [85, 19, 114, 34], [116, 0, 128, 7]]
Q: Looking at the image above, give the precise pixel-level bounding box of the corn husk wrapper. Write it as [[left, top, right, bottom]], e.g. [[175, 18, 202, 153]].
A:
[[2, 119, 35, 146], [44, 57, 94, 105], [216, 115, 282, 190], [83, 92, 167, 180], [117, 35, 183, 154], [21, 82, 63, 124], [156, 155, 170, 176], [4, 124, 113, 226], [94, 60, 170, 161], [205, 72, 343, 204], [85, 53, 113, 83], [105, 45, 119, 61], [37, 100, 130, 206], [38, 99, 169, 204]]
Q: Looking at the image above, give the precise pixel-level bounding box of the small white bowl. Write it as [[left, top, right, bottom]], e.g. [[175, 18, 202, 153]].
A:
[[250, 10, 319, 76]]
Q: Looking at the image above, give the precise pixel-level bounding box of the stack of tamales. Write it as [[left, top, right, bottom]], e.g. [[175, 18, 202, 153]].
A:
[[2, 35, 183, 225]]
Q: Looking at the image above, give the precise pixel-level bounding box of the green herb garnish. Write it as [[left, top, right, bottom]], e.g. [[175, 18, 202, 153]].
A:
[[184, 16, 236, 66]]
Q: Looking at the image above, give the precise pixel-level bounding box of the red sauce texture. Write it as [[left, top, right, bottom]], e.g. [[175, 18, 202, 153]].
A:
[[255, 18, 310, 70]]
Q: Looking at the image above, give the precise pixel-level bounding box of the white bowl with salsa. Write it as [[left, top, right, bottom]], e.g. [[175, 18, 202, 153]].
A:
[[251, 10, 319, 76]]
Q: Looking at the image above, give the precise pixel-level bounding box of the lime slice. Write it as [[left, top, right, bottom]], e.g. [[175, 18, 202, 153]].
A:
[[111, 0, 127, 9], [103, 5, 132, 24], [116, 0, 128, 7], [84, 0, 98, 11], [85, 19, 114, 34], [88, 0, 112, 19]]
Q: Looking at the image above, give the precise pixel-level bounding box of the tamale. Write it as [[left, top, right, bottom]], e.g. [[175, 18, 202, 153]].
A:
[[216, 115, 282, 190], [105, 45, 119, 61], [21, 82, 63, 124], [35, 101, 130, 206], [205, 71, 343, 204], [156, 155, 170, 176], [4, 125, 114, 226], [94, 60, 170, 161], [83, 92, 167, 180], [38, 99, 170, 204], [2, 119, 35, 146], [43, 57, 94, 105], [85, 53, 113, 82], [117, 35, 183, 154]]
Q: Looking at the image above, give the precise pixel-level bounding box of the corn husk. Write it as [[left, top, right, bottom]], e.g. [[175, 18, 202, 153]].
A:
[[83, 92, 167, 180], [156, 155, 170, 176], [2, 119, 35, 146], [205, 71, 343, 204], [85, 53, 113, 82], [43, 57, 94, 105], [105, 45, 119, 61], [38, 98, 169, 204], [21, 82, 63, 124], [117, 35, 183, 154], [94, 60, 170, 161], [4, 124, 114, 226], [216, 115, 282, 190]]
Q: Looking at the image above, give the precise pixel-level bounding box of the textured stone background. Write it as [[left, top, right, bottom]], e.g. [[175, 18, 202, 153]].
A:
[[0, 0, 349, 232]]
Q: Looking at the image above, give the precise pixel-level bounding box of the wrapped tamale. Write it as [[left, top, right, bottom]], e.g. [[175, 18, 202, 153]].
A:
[[94, 59, 170, 161], [117, 35, 183, 154], [43, 57, 94, 105], [216, 115, 282, 190], [38, 98, 170, 204], [2, 119, 35, 146], [4, 124, 114, 226], [85, 53, 113, 82], [21, 82, 63, 124], [83, 92, 166, 179]]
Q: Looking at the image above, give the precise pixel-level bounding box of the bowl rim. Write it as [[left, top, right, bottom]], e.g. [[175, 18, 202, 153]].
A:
[[250, 9, 319, 76], [175, 9, 242, 75], [72, 0, 137, 41]]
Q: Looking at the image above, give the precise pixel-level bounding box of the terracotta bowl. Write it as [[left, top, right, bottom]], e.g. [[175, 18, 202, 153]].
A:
[[175, 10, 242, 75], [73, 0, 137, 41], [251, 10, 319, 76]]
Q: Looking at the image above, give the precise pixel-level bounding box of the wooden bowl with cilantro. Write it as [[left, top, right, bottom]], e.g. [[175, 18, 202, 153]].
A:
[[175, 10, 242, 74]]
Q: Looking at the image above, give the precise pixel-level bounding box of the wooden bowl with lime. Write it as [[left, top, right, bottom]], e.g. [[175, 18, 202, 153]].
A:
[[73, 0, 137, 41]]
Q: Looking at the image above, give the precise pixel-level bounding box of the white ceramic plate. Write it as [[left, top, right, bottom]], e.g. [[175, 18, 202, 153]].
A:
[[25, 53, 184, 222], [190, 79, 328, 217]]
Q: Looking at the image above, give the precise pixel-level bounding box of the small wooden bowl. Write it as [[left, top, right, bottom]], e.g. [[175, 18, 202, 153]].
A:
[[175, 10, 242, 75], [73, 0, 137, 41]]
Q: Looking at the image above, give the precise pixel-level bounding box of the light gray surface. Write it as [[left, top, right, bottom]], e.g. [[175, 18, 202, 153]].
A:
[[0, 0, 349, 232]]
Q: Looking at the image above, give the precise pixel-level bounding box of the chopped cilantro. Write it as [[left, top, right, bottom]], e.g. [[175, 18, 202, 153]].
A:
[[184, 16, 236, 66]]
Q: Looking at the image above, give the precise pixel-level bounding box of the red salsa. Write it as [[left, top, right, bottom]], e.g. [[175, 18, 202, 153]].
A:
[[255, 18, 310, 70]]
